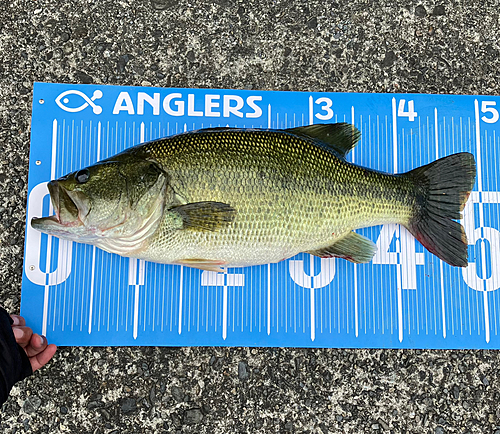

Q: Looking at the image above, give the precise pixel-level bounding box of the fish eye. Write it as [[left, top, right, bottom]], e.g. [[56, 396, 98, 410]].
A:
[[75, 169, 90, 184]]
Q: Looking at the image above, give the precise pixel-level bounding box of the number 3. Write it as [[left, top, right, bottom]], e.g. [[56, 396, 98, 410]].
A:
[[315, 97, 334, 121]]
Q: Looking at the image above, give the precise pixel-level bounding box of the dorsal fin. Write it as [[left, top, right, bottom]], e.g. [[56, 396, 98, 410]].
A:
[[286, 123, 361, 157]]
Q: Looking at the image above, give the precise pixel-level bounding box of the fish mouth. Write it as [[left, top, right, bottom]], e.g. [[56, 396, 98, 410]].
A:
[[31, 181, 87, 233]]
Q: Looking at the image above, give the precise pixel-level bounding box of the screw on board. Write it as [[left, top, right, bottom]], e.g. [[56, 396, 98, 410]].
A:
[[29, 265, 35, 271], [36, 160, 41, 165], [39, 99, 44, 104]]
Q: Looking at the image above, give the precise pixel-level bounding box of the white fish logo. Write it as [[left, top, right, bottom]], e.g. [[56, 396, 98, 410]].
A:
[[55, 89, 103, 114]]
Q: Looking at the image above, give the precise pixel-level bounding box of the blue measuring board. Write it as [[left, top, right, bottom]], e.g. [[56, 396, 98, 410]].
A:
[[21, 82, 500, 349]]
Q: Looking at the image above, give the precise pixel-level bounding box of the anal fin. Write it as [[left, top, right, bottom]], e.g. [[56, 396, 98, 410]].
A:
[[307, 231, 376, 264]]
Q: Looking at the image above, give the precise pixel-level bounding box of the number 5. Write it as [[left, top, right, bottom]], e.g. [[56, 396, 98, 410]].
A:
[[481, 101, 499, 124], [462, 194, 500, 292]]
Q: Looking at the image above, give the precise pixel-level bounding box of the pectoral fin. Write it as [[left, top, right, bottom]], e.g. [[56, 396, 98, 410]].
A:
[[169, 201, 236, 232], [307, 231, 376, 263]]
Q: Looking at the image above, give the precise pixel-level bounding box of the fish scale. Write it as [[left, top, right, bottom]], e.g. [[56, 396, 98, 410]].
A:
[[135, 128, 416, 267]]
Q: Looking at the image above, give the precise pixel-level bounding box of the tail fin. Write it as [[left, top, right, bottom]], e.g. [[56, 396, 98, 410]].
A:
[[405, 152, 476, 267]]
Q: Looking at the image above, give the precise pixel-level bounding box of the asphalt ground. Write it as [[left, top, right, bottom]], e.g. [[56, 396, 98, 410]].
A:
[[1, 1, 500, 433]]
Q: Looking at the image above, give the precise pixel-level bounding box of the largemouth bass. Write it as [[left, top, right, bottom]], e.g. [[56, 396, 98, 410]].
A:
[[32, 123, 476, 271]]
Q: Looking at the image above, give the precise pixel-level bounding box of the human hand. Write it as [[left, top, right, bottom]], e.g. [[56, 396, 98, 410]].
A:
[[10, 315, 57, 372]]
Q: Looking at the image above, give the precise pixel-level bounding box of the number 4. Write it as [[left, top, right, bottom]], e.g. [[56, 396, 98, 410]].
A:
[[372, 224, 424, 290], [398, 99, 418, 121]]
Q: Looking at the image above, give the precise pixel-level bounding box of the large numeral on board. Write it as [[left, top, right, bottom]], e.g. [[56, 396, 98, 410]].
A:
[[480, 101, 499, 124], [314, 97, 334, 121], [397, 99, 418, 121]]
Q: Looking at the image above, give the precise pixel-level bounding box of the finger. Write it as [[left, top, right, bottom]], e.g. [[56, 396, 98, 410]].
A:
[[31, 334, 45, 350], [24, 334, 48, 358], [10, 315, 26, 327], [30, 344, 57, 372], [12, 326, 33, 347]]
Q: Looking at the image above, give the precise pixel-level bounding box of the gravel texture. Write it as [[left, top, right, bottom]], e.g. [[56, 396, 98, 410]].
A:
[[1, 0, 500, 432]]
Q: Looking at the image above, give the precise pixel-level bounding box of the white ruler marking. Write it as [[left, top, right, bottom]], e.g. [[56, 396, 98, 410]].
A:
[[435, 108, 447, 339], [223, 280, 228, 340], [351, 105, 359, 337], [42, 119, 59, 336], [129, 258, 146, 340], [483, 259, 490, 339], [474, 100, 483, 194], [310, 256, 315, 342], [493, 130, 499, 337], [267, 263, 271, 335], [88, 122, 101, 334], [392, 98, 404, 343], [309, 96, 314, 125], [474, 99, 490, 343], [133, 282, 140, 339], [178, 265, 184, 335], [128, 123, 147, 339]]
